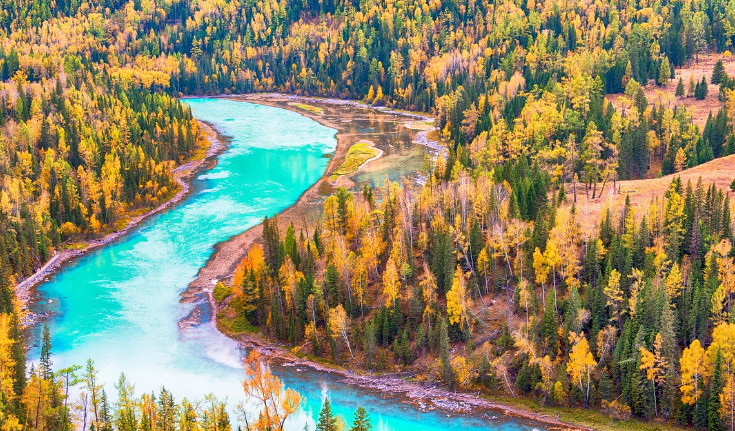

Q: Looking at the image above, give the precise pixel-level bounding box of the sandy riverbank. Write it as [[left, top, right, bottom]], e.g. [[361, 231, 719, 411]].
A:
[[16, 122, 227, 326]]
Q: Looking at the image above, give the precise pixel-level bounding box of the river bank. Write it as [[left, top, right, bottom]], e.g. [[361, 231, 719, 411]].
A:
[[182, 95, 594, 431], [17, 122, 227, 326], [184, 93, 436, 294], [231, 331, 592, 431]]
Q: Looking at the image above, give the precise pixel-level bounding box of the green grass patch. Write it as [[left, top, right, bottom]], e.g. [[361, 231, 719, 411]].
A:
[[63, 241, 89, 251], [291, 102, 323, 114], [217, 312, 258, 335], [213, 282, 232, 302], [331, 142, 380, 179]]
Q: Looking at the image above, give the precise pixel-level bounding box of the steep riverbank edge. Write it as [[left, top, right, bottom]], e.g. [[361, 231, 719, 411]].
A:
[[15, 122, 228, 325], [183, 95, 592, 431]]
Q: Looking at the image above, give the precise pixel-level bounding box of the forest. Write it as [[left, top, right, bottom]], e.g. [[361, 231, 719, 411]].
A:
[[0, 0, 735, 429]]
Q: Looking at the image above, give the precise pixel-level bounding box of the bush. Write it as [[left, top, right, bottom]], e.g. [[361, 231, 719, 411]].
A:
[[601, 399, 632, 421], [213, 282, 232, 302]]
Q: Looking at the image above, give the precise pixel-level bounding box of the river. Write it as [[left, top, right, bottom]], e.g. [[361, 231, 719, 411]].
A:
[[30, 98, 543, 431]]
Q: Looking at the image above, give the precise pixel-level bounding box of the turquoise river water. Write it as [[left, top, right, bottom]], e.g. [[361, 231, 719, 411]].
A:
[[30, 98, 543, 431]]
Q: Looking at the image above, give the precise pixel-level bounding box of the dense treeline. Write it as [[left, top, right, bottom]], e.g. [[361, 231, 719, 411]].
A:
[[218, 167, 735, 427], [3, 0, 735, 429], [63, 0, 735, 180], [4, 0, 735, 190], [0, 53, 200, 282]]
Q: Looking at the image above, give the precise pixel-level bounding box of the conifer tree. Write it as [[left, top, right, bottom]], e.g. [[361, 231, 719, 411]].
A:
[[40, 323, 53, 381], [711, 350, 726, 431], [658, 57, 671, 85], [713, 60, 726, 84], [316, 399, 338, 431], [439, 318, 453, 388], [350, 407, 372, 431], [676, 77, 685, 97]]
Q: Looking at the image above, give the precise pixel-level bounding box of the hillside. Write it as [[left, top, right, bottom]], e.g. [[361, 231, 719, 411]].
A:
[[572, 154, 735, 232], [607, 54, 735, 129]]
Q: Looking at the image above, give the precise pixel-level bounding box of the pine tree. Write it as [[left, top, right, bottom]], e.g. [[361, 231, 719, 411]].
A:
[[40, 323, 53, 380], [539, 292, 558, 357], [695, 76, 709, 100], [316, 399, 338, 431], [99, 390, 113, 431], [350, 407, 372, 431], [676, 77, 685, 97], [364, 320, 376, 369], [157, 387, 176, 431], [658, 57, 671, 85], [439, 318, 453, 388], [711, 349, 726, 431], [713, 60, 726, 84]]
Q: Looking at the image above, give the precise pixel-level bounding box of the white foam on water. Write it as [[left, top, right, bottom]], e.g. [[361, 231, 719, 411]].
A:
[[198, 171, 231, 180]]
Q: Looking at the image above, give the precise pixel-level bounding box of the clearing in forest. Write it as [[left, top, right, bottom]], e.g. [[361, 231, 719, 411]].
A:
[[568, 154, 735, 232], [606, 53, 735, 128]]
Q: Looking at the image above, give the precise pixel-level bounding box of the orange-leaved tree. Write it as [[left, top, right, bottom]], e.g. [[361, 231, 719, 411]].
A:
[[240, 351, 301, 431]]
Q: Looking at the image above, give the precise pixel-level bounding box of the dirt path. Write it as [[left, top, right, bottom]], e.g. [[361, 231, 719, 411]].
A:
[[16, 122, 227, 325]]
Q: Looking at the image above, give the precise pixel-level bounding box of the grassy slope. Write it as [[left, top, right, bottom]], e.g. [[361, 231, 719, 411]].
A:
[[569, 153, 735, 232], [495, 396, 691, 431]]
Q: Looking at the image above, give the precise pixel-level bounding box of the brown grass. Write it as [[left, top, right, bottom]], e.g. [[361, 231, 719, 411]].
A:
[[567, 154, 735, 232], [606, 53, 735, 129]]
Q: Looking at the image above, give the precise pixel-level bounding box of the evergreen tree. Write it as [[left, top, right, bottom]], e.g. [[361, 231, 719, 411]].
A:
[[316, 399, 338, 431], [695, 76, 709, 100], [657, 57, 671, 85], [539, 292, 558, 358], [439, 318, 453, 388], [709, 349, 725, 431], [40, 323, 53, 380], [676, 77, 685, 97], [712, 60, 725, 84], [350, 407, 372, 431], [364, 320, 376, 369]]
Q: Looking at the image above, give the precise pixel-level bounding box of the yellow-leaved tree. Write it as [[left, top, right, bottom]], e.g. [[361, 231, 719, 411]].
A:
[[712, 240, 735, 321], [383, 257, 401, 308], [446, 266, 471, 331], [665, 263, 683, 303], [639, 333, 668, 417], [329, 305, 354, 359], [532, 247, 549, 304], [680, 339, 706, 407], [240, 351, 302, 431], [0, 315, 20, 430], [603, 269, 623, 327], [721, 372, 735, 431], [708, 323, 735, 374], [567, 332, 597, 406]]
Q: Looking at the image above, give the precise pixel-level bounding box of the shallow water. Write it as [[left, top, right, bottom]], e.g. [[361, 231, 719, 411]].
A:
[[30, 98, 543, 431]]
